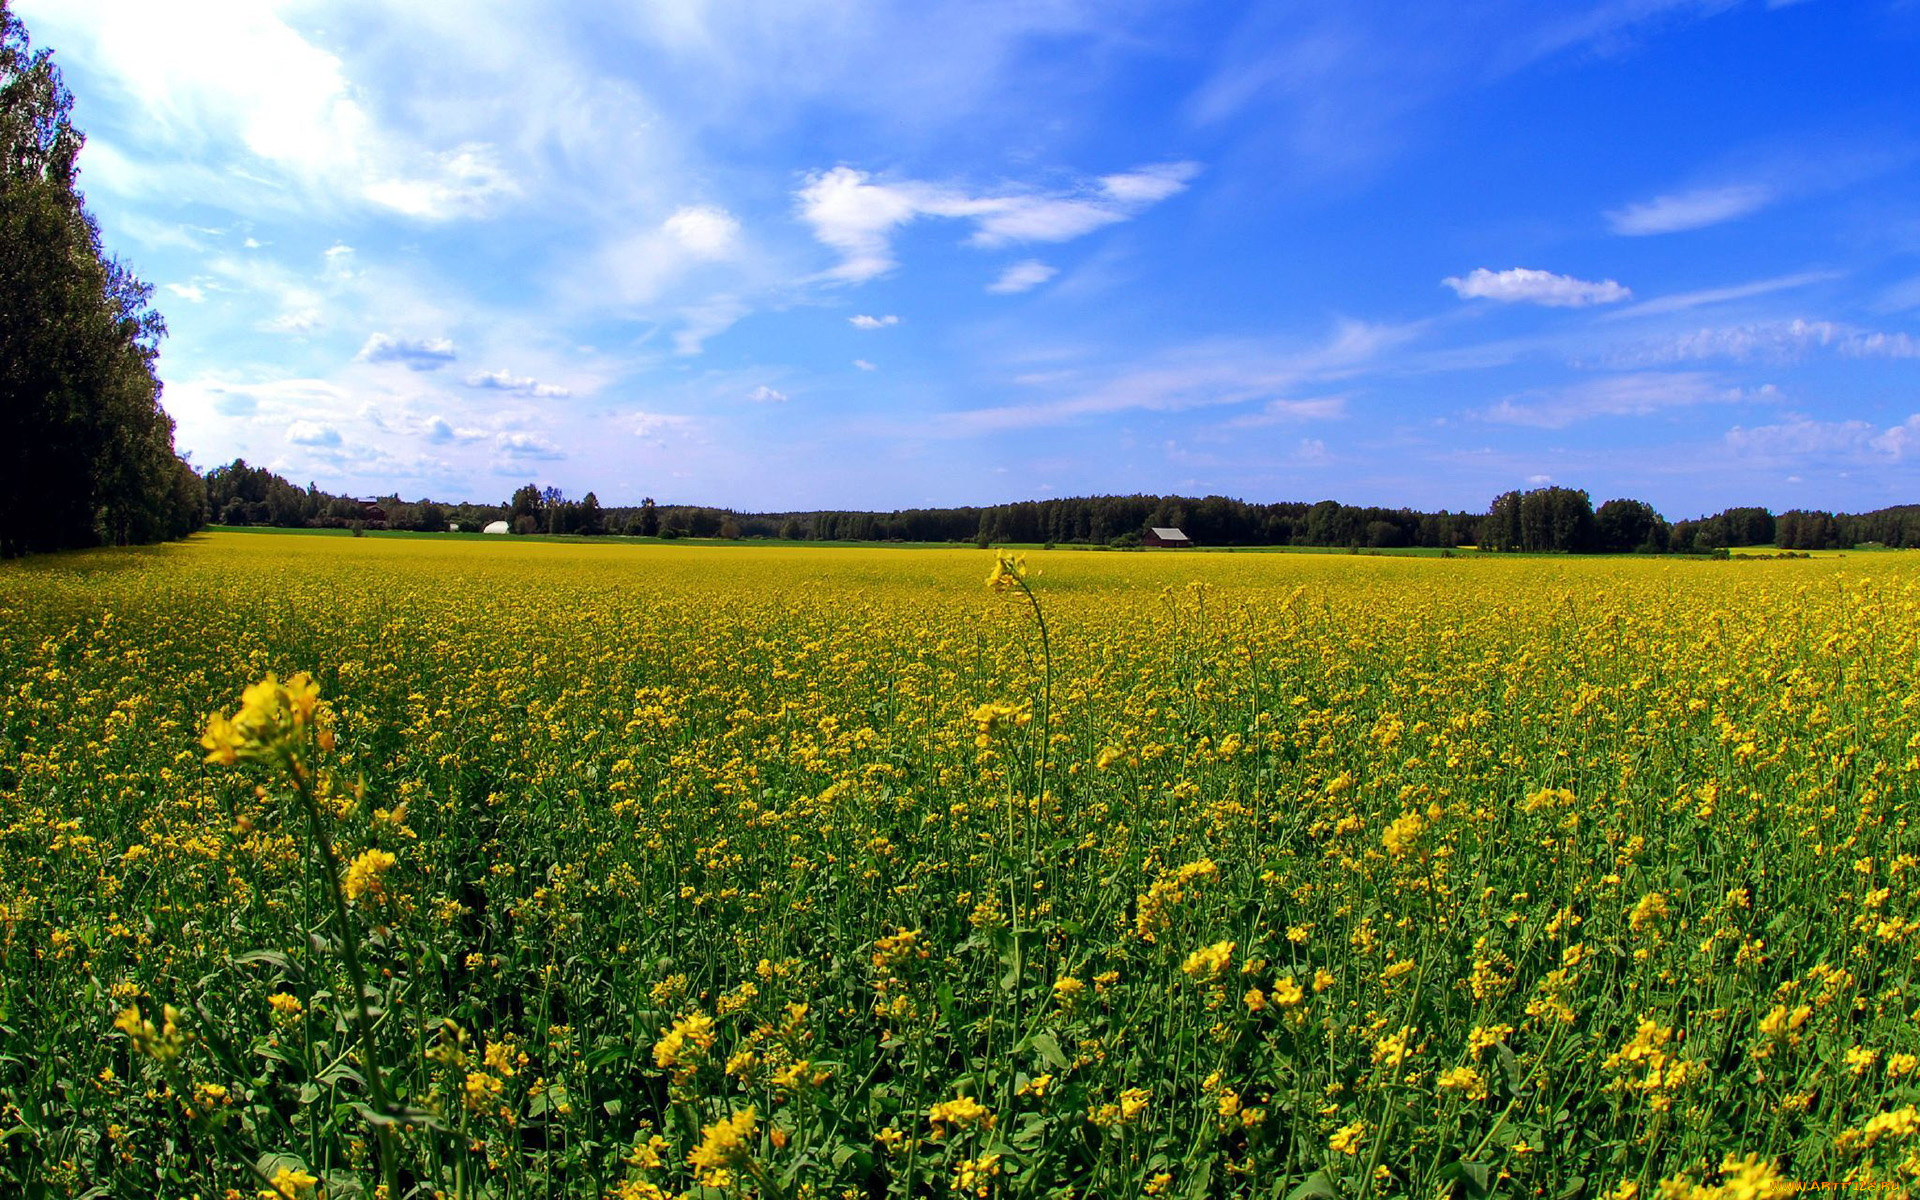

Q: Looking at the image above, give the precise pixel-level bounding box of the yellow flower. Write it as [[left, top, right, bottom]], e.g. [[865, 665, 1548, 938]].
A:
[[653, 1012, 715, 1073], [1181, 940, 1234, 980], [1372, 1025, 1416, 1068], [260, 1166, 320, 1200], [985, 552, 1028, 591], [1628, 891, 1669, 933], [202, 672, 330, 765], [1437, 1066, 1488, 1101], [115, 1003, 186, 1065], [929, 1094, 994, 1135], [1329, 1120, 1366, 1155], [1382, 810, 1426, 857], [688, 1107, 756, 1186], [970, 699, 1032, 744], [1119, 1087, 1150, 1120], [342, 849, 397, 903]]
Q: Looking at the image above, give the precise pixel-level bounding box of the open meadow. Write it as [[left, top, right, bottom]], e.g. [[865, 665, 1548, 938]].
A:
[[2, 532, 1918, 1198]]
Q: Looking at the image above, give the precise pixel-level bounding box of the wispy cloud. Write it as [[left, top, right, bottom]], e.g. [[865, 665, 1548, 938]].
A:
[[1608, 270, 1839, 318], [939, 321, 1413, 435], [1726, 413, 1920, 461], [747, 385, 789, 403], [1603, 319, 1920, 367], [39, 0, 519, 220], [357, 333, 456, 370], [1606, 183, 1773, 235], [849, 314, 899, 329], [796, 161, 1199, 283], [988, 260, 1058, 294], [1482, 372, 1756, 428], [1443, 267, 1630, 307], [673, 297, 748, 355], [465, 369, 571, 397]]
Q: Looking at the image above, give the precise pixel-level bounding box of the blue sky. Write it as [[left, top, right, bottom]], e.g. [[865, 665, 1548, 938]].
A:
[[23, 0, 1920, 516]]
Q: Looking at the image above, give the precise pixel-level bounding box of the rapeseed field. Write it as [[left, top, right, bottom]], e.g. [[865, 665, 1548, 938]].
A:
[[1, 532, 1917, 1198]]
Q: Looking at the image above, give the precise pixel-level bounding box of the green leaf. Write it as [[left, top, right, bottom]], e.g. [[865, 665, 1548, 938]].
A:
[[1027, 1032, 1067, 1070], [231, 949, 295, 971], [1496, 1041, 1524, 1094], [1286, 1171, 1340, 1200]]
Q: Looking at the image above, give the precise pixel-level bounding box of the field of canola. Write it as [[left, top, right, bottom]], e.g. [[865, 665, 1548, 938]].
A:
[[2, 531, 1919, 1199]]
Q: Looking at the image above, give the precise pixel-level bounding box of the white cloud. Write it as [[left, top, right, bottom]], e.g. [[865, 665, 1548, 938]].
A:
[[1526, 473, 1554, 486], [796, 161, 1197, 283], [33, 1, 517, 220], [1100, 162, 1202, 204], [166, 282, 206, 303], [663, 205, 742, 259], [794, 167, 924, 283], [357, 333, 456, 370], [595, 206, 749, 307], [1722, 413, 1920, 463], [1606, 183, 1773, 236], [286, 420, 342, 447], [988, 260, 1058, 294], [423, 416, 487, 444], [494, 431, 565, 460], [849, 314, 899, 329], [747, 385, 788, 403], [1482, 372, 1752, 428], [1607, 319, 1920, 367], [852, 358, 877, 371], [465, 368, 571, 397], [1442, 267, 1630, 307]]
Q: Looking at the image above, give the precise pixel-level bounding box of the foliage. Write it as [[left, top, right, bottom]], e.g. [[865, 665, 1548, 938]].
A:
[[3, 536, 1918, 1195], [0, 1, 201, 556]]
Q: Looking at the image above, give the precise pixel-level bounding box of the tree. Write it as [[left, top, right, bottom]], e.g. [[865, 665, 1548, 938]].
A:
[[1595, 498, 1667, 554], [509, 483, 540, 530], [577, 491, 603, 535], [0, 2, 197, 555], [1485, 487, 1596, 553]]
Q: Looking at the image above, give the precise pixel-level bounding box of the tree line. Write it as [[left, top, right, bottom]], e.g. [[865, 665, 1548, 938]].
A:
[[0, 2, 205, 557], [201, 466, 1920, 555]]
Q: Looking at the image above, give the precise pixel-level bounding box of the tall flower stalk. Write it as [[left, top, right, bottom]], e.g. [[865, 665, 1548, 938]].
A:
[[203, 673, 405, 1200]]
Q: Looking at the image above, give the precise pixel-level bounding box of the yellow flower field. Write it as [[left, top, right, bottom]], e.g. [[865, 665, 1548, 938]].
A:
[[2, 532, 1918, 1197]]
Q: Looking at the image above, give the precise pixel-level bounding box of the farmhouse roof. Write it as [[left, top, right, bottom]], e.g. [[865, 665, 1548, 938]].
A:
[[1148, 527, 1190, 541]]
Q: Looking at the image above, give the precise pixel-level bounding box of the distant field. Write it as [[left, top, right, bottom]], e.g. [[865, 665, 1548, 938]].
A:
[[3, 532, 1917, 1196]]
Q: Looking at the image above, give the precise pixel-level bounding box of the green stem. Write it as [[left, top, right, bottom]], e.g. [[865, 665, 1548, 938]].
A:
[[284, 752, 404, 1200]]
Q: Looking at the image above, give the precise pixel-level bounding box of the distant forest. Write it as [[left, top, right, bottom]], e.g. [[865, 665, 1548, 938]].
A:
[[203, 459, 1920, 555]]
